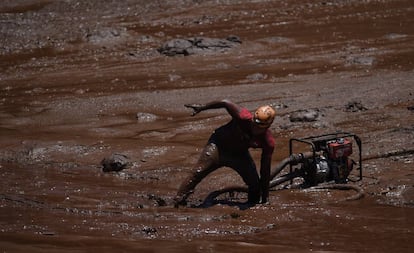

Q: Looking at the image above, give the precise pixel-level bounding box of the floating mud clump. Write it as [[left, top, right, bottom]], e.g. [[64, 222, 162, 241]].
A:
[[85, 27, 128, 45], [136, 112, 158, 123], [158, 36, 241, 56], [345, 100, 368, 112], [289, 109, 319, 122], [246, 72, 268, 81], [101, 153, 130, 172]]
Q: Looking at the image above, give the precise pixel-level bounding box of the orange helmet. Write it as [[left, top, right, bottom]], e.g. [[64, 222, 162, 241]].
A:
[[253, 105, 276, 128]]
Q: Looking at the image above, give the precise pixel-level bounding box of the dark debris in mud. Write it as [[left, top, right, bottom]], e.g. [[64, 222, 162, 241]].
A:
[[289, 108, 320, 122], [344, 100, 368, 112], [157, 36, 241, 56], [101, 153, 130, 172]]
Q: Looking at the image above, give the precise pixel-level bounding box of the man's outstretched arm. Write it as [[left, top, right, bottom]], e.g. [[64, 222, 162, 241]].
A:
[[184, 99, 242, 119]]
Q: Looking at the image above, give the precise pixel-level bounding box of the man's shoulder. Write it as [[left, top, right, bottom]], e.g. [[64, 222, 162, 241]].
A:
[[239, 107, 253, 120]]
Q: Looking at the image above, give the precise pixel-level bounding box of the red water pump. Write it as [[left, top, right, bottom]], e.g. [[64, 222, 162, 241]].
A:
[[288, 132, 362, 186]]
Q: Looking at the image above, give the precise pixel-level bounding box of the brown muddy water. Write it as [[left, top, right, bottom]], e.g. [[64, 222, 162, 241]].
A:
[[1, 0, 414, 252]]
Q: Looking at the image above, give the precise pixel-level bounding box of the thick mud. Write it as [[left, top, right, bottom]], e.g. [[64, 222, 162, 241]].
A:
[[1, 0, 413, 252]]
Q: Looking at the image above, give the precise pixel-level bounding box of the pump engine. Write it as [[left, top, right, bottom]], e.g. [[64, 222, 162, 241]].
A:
[[289, 132, 362, 186]]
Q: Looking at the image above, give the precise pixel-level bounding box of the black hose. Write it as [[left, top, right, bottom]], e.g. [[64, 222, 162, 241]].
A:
[[269, 156, 292, 181], [200, 185, 248, 207], [269, 151, 321, 181], [311, 183, 364, 201], [269, 171, 301, 188], [202, 182, 364, 205], [201, 169, 302, 204]]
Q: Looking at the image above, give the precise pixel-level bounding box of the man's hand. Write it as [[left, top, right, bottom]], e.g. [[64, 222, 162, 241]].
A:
[[184, 104, 204, 116]]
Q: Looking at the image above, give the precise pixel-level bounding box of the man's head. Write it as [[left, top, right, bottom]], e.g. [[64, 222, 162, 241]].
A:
[[253, 105, 276, 128]]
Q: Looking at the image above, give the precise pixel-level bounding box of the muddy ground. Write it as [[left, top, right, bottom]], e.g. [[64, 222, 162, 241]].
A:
[[1, 0, 414, 252]]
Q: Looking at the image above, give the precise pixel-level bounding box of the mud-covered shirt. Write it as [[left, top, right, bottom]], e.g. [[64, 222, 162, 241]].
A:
[[210, 108, 275, 155]]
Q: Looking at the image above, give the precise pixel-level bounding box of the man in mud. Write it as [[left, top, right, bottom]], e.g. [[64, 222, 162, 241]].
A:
[[175, 99, 276, 207]]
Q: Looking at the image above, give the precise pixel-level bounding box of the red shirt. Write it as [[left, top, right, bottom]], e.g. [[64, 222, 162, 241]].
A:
[[210, 108, 275, 155]]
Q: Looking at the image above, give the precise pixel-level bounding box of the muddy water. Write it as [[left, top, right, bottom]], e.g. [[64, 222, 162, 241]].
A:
[[1, 0, 414, 252]]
